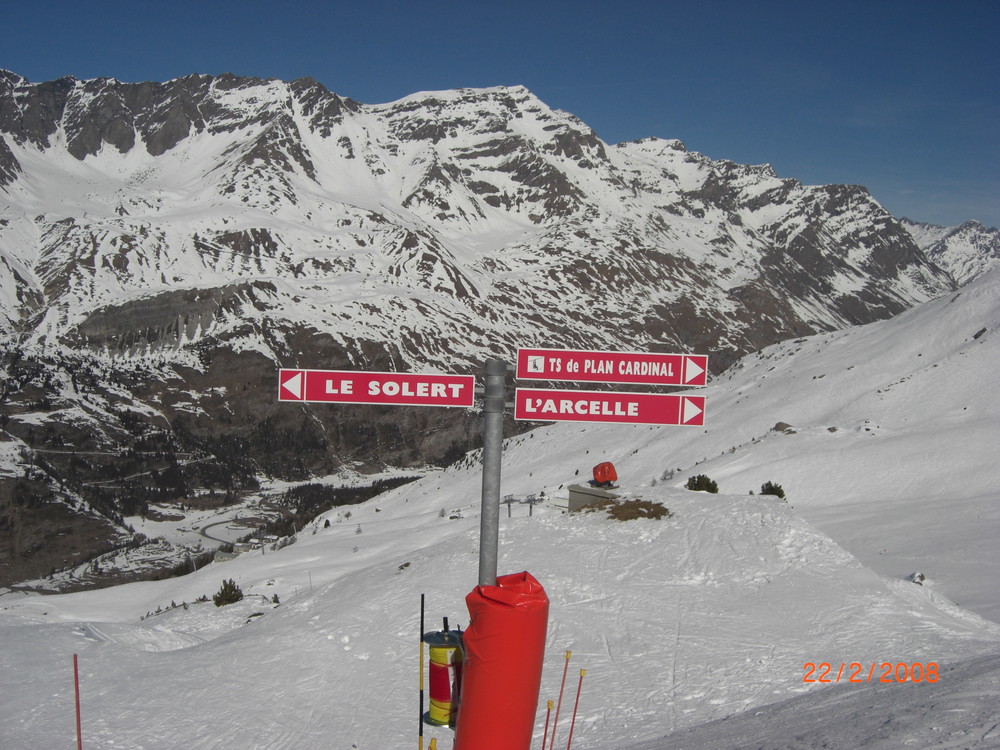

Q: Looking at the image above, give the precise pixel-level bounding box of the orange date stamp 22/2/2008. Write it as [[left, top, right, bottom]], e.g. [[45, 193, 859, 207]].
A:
[[803, 662, 940, 683]]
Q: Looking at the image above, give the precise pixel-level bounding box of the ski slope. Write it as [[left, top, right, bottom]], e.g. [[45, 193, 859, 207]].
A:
[[1, 270, 999, 749]]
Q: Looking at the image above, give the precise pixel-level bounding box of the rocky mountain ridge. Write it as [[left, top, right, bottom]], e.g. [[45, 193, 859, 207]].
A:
[[0, 70, 996, 589], [901, 218, 1000, 285]]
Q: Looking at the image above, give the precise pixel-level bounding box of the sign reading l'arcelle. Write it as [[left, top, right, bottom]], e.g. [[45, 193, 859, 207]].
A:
[[516, 347, 708, 387], [278, 369, 475, 408], [514, 387, 706, 426]]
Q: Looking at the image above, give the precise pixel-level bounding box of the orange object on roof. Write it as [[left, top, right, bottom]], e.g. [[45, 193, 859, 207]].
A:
[[592, 462, 617, 485]]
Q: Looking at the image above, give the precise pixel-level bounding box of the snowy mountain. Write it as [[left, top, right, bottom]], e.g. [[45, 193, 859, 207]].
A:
[[0, 71, 956, 362], [902, 217, 1000, 285], [1, 265, 998, 749], [0, 69, 991, 588]]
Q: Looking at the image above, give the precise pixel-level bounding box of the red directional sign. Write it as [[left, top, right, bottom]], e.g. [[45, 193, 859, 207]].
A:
[[278, 369, 475, 408], [514, 387, 706, 426], [516, 348, 708, 387]]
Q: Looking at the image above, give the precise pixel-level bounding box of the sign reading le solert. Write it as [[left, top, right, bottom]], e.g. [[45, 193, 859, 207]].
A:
[[517, 347, 708, 387], [515, 387, 706, 426], [278, 369, 475, 408]]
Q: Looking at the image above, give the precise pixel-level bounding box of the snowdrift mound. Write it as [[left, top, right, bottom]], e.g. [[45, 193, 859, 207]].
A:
[[531, 267, 1000, 622], [2, 482, 998, 749]]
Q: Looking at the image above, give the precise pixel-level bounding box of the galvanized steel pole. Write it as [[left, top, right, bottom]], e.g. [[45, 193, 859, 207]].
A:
[[478, 359, 507, 587]]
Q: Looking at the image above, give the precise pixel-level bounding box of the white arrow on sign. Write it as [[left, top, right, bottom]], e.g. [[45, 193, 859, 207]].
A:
[[281, 371, 304, 399], [682, 396, 703, 424], [683, 356, 705, 385]]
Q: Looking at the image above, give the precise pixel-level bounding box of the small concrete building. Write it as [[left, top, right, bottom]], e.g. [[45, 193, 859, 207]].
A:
[[566, 483, 620, 513]]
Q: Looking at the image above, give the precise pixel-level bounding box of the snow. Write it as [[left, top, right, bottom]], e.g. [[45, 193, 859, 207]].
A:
[[2, 270, 1000, 748], [903, 218, 1000, 285], [0, 437, 28, 478], [635, 653, 1000, 749]]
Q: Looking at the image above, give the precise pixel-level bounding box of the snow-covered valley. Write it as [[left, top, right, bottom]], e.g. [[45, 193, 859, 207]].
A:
[[2, 267, 998, 749]]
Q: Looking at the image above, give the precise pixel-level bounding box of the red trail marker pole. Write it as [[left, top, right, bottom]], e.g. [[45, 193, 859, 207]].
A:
[[73, 653, 83, 750], [541, 699, 554, 750], [548, 650, 571, 750], [565, 669, 586, 750]]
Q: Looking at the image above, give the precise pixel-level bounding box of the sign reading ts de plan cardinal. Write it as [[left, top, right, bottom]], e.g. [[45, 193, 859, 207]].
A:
[[517, 347, 708, 387], [278, 369, 475, 408]]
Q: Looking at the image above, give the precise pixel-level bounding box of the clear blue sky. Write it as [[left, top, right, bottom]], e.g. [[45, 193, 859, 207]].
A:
[[2, 0, 997, 227]]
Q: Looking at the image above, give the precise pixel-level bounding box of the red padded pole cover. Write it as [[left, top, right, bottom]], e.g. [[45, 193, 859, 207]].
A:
[[453, 571, 549, 750]]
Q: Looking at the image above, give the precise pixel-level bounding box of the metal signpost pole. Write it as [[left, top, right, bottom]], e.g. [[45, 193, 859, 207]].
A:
[[478, 359, 507, 587]]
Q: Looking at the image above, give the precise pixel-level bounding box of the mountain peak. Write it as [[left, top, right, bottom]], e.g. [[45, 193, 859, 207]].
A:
[[0, 70, 964, 354], [379, 83, 535, 105], [619, 136, 688, 152], [0, 69, 27, 87]]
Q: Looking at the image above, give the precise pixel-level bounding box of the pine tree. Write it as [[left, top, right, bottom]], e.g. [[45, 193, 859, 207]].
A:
[[213, 578, 244, 607], [685, 474, 719, 493], [760, 481, 786, 499]]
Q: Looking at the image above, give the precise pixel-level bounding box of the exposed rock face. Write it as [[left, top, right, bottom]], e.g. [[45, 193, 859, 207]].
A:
[[0, 70, 991, 587], [0, 72, 362, 162], [0, 135, 20, 187], [0, 475, 125, 586], [73, 283, 274, 353]]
